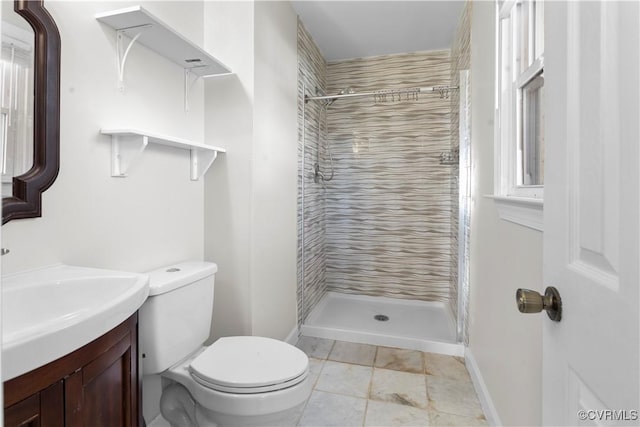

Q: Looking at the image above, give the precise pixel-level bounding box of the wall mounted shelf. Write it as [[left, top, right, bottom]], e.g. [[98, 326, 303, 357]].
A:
[[96, 6, 232, 91], [100, 129, 226, 181]]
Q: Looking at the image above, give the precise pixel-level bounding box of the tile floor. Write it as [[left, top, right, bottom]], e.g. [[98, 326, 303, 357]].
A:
[[149, 337, 488, 427], [295, 336, 488, 427]]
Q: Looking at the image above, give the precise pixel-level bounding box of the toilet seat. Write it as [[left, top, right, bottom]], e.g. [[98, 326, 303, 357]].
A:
[[189, 336, 309, 394]]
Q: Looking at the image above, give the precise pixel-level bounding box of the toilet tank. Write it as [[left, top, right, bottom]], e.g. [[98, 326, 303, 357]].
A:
[[139, 261, 218, 375]]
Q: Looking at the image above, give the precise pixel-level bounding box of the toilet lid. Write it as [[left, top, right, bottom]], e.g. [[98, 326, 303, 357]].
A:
[[189, 336, 309, 394]]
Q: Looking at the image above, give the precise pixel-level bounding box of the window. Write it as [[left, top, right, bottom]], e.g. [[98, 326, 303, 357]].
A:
[[492, 0, 544, 231], [496, 0, 544, 199]]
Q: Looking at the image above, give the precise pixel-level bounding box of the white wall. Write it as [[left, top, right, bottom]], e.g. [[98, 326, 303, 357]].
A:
[[468, 2, 543, 426], [251, 1, 298, 338], [2, 1, 298, 422], [2, 5, 209, 422], [203, 1, 298, 341], [204, 0, 255, 339], [2, 1, 207, 275]]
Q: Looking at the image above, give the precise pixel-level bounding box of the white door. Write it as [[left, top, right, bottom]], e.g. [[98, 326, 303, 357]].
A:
[[544, 1, 639, 425]]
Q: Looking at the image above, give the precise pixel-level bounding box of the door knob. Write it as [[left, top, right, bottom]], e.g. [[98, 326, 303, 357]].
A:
[[516, 287, 562, 321]]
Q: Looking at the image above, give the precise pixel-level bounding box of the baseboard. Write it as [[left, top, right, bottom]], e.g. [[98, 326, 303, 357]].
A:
[[465, 348, 502, 426], [284, 325, 299, 345]]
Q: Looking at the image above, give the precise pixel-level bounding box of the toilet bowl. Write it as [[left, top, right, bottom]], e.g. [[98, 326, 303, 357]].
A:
[[162, 338, 312, 426], [140, 262, 311, 426]]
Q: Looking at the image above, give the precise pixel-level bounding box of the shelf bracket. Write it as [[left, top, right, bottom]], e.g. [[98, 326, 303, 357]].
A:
[[116, 24, 152, 91], [190, 148, 219, 181], [184, 68, 197, 112], [111, 134, 149, 177], [184, 67, 206, 112]]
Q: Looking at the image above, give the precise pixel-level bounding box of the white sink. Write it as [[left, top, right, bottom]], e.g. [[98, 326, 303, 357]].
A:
[[2, 265, 149, 381]]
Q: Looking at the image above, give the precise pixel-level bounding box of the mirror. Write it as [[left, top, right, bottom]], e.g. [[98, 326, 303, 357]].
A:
[[1, 0, 60, 225], [2, 1, 35, 197]]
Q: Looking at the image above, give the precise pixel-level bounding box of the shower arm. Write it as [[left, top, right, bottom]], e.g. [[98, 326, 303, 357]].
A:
[[304, 85, 459, 103]]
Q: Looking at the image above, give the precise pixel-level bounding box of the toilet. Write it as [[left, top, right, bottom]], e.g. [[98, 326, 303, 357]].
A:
[[139, 261, 311, 427]]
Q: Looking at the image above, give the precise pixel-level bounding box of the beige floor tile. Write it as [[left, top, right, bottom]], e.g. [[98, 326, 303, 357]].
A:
[[308, 357, 325, 387], [315, 360, 373, 398], [298, 390, 367, 427], [329, 340, 377, 366], [429, 410, 488, 426], [426, 376, 484, 419], [370, 368, 428, 409], [424, 352, 470, 382], [364, 400, 430, 427], [375, 346, 425, 373], [296, 336, 335, 359]]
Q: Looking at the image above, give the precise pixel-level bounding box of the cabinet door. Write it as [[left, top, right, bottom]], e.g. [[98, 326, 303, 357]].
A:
[[65, 332, 137, 427], [4, 381, 64, 427], [4, 314, 139, 427]]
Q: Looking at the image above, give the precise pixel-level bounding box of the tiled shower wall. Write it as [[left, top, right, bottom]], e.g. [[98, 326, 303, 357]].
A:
[[449, 1, 472, 324], [298, 18, 467, 324], [323, 51, 455, 301], [297, 21, 327, 326]]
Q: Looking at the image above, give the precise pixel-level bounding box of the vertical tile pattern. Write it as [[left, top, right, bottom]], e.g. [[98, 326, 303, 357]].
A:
[[297, 20, 328, 326], [450, 1, 472, 342], [324, 51, 455, 302]]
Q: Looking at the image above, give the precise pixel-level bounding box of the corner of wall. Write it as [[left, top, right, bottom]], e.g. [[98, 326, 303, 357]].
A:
[[465, 347, 502, 426], [467, 1, 543, 425], [203, 1, 299, 341], [250, 0, 299, 340], [203, 0, 255, 340]]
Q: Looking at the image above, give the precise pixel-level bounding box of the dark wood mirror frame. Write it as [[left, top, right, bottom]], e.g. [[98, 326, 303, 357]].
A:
[[2, 0, 60, 225]]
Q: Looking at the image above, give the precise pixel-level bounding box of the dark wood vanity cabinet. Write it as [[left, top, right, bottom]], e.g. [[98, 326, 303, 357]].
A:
[[4, 313, 141, 427]]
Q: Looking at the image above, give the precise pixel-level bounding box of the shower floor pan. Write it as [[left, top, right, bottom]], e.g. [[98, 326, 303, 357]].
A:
[[301, 292, 463, 356]]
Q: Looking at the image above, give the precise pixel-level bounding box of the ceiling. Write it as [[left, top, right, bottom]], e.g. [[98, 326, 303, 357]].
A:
[[291, 1, 465, 62]]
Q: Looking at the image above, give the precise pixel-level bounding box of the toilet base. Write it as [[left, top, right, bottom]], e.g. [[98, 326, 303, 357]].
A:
[[195, 399, 307, 427], [160, 380, 309, 427], [158, 348, 312, 426]]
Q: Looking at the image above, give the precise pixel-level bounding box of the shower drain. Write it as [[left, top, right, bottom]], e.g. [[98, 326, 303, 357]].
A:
[[374, 314, 389, 322]]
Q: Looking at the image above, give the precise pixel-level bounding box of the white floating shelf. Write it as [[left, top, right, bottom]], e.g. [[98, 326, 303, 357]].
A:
[[96, 6, 232, 81], [100, 129, 226, 181]]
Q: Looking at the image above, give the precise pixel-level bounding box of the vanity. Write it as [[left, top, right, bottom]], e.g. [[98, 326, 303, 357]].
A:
[[4, 315, 140, 426], [2, 265, 149, 427]]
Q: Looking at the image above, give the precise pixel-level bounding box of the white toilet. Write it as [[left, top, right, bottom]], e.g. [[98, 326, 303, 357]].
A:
[[139, 261, 311, 427]]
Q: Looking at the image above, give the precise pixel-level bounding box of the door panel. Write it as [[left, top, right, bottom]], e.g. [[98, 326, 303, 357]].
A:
[[544, 1, 639, 425]]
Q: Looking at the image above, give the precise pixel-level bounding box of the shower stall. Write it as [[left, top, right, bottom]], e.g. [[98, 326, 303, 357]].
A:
[[297, 16, 470, 356]]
